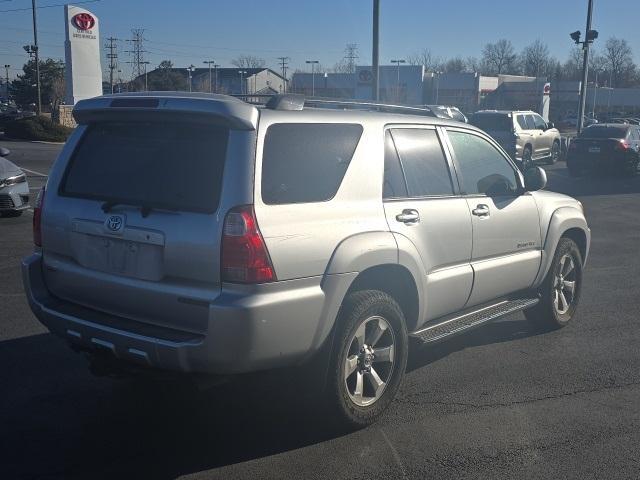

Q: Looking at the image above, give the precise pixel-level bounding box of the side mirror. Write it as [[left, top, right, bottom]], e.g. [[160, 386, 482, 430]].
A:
[[547, 122, 555, 130], [0, 147, 10, 157], [524, 166, 547, 192]]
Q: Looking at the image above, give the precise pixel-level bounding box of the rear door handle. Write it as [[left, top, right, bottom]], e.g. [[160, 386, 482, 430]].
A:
[[472, 204, 490, 217], [396, 209, 420, 224]]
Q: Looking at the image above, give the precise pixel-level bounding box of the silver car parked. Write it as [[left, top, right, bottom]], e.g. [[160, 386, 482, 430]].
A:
[[0, 147, 30, 216], [22, 93, 590, 427]]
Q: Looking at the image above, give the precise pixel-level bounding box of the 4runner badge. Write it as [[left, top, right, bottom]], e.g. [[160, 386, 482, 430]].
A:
[[104, 214, 125, 234]]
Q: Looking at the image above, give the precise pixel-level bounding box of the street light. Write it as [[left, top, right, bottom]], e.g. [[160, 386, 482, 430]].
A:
[[4, 65, 10, 100], [141, 61, 150, 91], [434, 71, 443, 104], [237, 70, 247, 94], [203, 60, 215, 93], [186, 65, 196, 92], [391, 59, 405, 102], [570, 0, 598, 134], [305, 60, 319, 96]]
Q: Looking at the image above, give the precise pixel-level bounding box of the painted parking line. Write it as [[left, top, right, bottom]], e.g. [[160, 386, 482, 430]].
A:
[[19, 167, 49, 177]]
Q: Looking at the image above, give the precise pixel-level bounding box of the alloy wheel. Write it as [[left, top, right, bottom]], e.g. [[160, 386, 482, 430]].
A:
[[554, 254, 577, 315], [344, 315, 395, 407]]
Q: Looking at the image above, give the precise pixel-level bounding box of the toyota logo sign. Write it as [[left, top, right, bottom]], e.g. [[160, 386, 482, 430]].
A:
[[72, 13, 95, 31], [104, 214, 125, 234]]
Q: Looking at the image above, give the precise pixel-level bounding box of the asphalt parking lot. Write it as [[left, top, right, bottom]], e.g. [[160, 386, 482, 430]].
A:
[[1, 140, 639, 480]]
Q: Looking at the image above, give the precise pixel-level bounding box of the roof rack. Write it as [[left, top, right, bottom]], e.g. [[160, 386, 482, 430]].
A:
[[232, 94, 435, 117]]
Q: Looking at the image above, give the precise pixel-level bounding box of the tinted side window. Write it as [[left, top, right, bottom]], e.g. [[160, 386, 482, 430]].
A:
[[391, 128, 453, 197], [516, 115, 528, 129], [533, 115, 546, 130], [524, 115, 536, 130], [261, 123, 363, 205], [383, 131, 408, 199], [448, 131, 519, 196]]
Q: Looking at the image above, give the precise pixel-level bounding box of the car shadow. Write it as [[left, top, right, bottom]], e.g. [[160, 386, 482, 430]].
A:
[[1, 318, 554, 479]]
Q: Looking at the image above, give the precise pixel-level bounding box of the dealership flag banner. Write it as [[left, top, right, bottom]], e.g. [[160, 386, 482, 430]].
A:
[[64, 5, 103, 105]]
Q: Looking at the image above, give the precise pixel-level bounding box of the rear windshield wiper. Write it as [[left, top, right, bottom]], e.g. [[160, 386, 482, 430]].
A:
[[102, 200, 154, 218]]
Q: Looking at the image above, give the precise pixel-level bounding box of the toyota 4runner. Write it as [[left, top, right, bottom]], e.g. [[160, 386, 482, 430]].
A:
[[22, 93, 590, 427]]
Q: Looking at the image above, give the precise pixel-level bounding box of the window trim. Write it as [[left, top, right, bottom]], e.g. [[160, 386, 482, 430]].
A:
[[382, 124, 461, 201], [441, 126, 525, 198]]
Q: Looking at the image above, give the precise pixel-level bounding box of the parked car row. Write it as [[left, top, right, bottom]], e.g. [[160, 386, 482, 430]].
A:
[[469, 110, 561, 170], [0, 147, 30, 216], [567, 124, 640, 177]]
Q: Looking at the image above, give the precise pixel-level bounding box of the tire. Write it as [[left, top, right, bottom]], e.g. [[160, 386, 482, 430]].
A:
[[525, 238, 583, 330], [325, 290, 408, 428], [547, 141, 560, 165], [522, 146, 534, 171], [624, 155, 640, 177]]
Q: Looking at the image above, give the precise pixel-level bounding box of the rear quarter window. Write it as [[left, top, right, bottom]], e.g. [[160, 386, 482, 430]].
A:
[[261, 123, 363, 205]]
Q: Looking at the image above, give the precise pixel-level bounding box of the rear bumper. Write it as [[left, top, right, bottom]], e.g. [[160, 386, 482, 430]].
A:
[[22, 253, 350, 374], [567, 151, 636, 170]]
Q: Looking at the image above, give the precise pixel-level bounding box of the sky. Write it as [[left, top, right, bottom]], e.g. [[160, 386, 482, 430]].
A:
[[0, 0, 639, 80]]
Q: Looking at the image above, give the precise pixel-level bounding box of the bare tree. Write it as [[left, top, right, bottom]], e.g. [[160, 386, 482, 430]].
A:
[[407, 48, 440, 72], [520, 40, 551, 77], [481, 39, 517, 75], [602, 37, 635, 87], [231, 55, 266, 69], [442, 57, 466, 74]]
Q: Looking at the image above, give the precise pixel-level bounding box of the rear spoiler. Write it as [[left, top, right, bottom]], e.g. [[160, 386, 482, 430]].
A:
[[73, 92, 259, 130]]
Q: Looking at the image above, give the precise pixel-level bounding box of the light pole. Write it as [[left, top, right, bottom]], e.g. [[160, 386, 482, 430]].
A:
[[372, 0, 380, 101], [591, 70, 599, 118], [4, 65, 9, 100], [186, 65, 196, 92], [213, 63, 219, 93], [434, 71, 443, 104], [31, 0, 41, 114], [391, 59, 405, 102], [203, 60, 215, 93], [570, 0, 598, 134], [305, 60, 319, 96], [238, 70, 247, 94], [141, 61, 150, 91]]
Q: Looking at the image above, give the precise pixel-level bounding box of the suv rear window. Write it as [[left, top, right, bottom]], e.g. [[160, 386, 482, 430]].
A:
[[580, 125, 629, 139], [61, 121, 229, 213], [469, 113, 512, 132], [261, 123, 363, 205]]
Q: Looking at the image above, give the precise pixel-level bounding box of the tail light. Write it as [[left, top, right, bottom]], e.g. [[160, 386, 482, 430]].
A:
[[221, 205, 276, 283], [33, 186, 45, 247], [615, 140, 630, 151]]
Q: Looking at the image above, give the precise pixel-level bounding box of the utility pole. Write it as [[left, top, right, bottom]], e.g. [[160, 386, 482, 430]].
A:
[[125, 28, 147, 87], [571, 0, 598, 134], [372, 0, 380, 101], [4, 65, 9, 100], [213, 63, 219, 93], [277, 56, 289, 93], [105, 37, 118, 94], [203, 60, 215, 93], [344, 43, 359, 73], [31, 0, 41, 114], [305, 60, 319, 96]]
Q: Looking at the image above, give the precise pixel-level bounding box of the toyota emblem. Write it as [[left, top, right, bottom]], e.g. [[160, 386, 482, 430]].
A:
[[104, 214, 124, 234], [72, 13, 95, 31]]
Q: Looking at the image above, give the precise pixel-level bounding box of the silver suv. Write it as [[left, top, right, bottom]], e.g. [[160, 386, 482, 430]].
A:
[[22, 93, 590, 427], [470, 110, 562, 169]]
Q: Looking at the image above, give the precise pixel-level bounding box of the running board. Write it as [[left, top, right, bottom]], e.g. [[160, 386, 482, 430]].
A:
[[410, 297, 539, 344]]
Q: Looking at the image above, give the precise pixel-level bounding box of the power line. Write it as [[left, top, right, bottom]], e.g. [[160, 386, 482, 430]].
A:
[[344, 43, 359, 73], [0, 0, 100, 13], [105, 36, 118, 93], [277, 56, 289, 93], [125, 28, 146, 83]]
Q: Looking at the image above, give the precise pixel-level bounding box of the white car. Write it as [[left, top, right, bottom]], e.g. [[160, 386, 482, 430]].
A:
[[0, 147, 29, 216]]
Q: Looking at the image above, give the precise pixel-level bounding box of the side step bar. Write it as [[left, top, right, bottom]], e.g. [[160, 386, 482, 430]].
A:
[[410, 297, 539, 344]]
